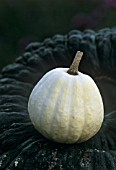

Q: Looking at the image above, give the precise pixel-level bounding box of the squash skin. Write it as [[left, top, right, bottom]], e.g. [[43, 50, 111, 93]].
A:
[[28, 68, 104, 144], [0, 28, 116, 169]]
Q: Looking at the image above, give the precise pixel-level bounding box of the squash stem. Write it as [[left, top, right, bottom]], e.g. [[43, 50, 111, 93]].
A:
[[67, 51, 83, 75]]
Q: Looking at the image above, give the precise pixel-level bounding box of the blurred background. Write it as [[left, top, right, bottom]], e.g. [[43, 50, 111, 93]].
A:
[[0, 0, 116, 71]]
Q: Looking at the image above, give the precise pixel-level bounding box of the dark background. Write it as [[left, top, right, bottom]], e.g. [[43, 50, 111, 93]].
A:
[[0, 0, 116, 71]]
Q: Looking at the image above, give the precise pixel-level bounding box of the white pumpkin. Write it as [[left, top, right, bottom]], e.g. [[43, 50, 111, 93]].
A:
[[28, 51, 104, 144]]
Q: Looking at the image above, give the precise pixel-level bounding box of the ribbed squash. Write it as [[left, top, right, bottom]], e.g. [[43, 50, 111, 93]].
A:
[[0, 28, 116, 169], [28, 51, 104, 144]]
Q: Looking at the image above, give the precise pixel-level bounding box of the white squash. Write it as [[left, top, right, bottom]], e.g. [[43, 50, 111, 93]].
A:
[[28, 51, 104, 144]]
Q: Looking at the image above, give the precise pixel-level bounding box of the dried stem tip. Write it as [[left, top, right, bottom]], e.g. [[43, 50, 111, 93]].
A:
[[67, 51, 83, 75]]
